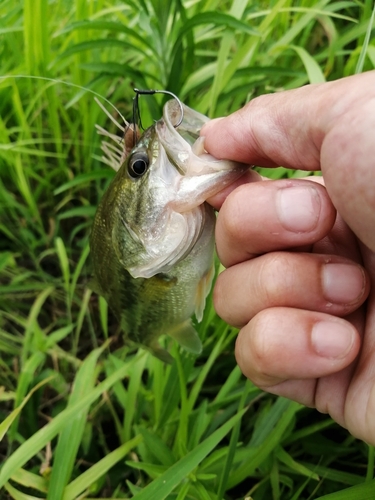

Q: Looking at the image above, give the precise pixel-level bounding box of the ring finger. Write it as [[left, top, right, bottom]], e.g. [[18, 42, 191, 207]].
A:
[[214, 252, 369, 328]]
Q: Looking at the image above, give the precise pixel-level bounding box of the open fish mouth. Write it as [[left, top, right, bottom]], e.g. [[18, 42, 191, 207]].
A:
[[157, 99, 244, 177]]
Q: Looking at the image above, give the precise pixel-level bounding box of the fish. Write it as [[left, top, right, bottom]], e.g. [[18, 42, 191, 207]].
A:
[[90, 96, 248, 362]]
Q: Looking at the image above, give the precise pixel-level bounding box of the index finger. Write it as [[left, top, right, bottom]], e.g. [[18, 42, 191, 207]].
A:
[[216, 178, 335, 268]]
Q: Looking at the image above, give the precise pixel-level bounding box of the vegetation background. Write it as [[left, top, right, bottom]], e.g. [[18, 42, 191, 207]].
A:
[[0, 0, 374, 498]]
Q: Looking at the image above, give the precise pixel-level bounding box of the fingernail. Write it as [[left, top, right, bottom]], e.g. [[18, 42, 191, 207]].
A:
[[277, 185, 320, 232], [322, 263, 365, 304], [311, 321, 355, 359]]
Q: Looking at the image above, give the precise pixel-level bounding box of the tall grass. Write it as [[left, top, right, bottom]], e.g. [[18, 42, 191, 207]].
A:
[[0, 0, 374, 498]]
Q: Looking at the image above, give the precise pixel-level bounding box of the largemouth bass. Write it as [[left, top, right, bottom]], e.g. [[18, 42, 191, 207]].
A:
[[90, 97, 248, 362]]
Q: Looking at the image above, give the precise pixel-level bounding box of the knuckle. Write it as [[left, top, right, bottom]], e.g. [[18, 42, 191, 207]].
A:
[[219, 186, 251, 243], [213, 271, 241, 326], [256, 253, 296, 305], [245, 313, 279, 385], [250, 316, 274, 371], [236, 311, 284, 388]]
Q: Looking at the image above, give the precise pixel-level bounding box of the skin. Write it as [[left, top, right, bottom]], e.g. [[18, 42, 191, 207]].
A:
[[200, 71, 375, 445]]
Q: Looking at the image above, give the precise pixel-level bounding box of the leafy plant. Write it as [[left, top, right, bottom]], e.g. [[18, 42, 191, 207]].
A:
[[0, 0, 374, 498]]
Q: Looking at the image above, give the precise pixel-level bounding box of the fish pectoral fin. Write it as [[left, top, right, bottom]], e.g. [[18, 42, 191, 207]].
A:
[[194, 264, 215, 322], [169, 320, 202, 355]]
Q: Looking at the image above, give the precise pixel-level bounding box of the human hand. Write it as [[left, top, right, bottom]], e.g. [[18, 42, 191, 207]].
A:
[[200, 71, 375, 445]]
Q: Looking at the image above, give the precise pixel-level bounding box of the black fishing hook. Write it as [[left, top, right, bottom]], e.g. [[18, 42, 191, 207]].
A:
[[133, 88, 184, 142]]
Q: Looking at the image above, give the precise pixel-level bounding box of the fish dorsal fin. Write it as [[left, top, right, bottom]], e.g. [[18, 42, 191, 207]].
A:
[[168, 320, 202, 355]]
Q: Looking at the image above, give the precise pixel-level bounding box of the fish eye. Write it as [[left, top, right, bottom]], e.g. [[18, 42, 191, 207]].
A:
[[128, 151, 149, 178]]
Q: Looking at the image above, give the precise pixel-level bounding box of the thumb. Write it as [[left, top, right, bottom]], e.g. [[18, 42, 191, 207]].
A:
[[201, 72, 375, 251], [200, 85, 323, 170]]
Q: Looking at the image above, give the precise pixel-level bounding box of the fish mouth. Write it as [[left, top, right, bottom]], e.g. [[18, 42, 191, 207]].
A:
[[156, 99, 250, 178], [156, 100, 208, 176], [152, 100, 250, 213]]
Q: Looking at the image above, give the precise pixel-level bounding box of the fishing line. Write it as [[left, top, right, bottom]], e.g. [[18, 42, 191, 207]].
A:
[[0, 74, 127, 125]]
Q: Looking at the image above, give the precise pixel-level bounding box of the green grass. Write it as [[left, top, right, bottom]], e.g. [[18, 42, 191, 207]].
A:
[[0, 0, 375, 498]]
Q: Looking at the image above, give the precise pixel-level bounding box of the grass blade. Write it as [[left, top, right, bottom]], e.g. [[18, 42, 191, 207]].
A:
[[10, 468, 48, 493], [4, 482, 43, 500], [288, 45, 326, 83], [47, 343, 109, 499], [131, 408, 247, 500], [315, 479, 375, 499], [355, 5, 375, 74], [62, 435, 143, 500], [216, 380, 250, 499], [227, 400, 301, 488], [0, 359, 135, 488], [0, 377, 53, 441]]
